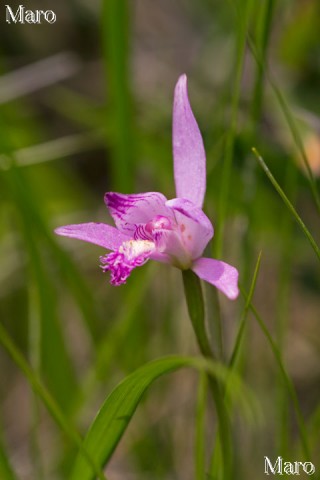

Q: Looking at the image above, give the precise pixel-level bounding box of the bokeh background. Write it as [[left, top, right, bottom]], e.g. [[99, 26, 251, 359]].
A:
[[1, 0, 320, 479]]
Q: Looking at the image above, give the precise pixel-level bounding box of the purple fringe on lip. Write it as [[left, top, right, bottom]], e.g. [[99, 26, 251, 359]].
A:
[[100, 250, 134, 286], [100, 243, 153, 286]]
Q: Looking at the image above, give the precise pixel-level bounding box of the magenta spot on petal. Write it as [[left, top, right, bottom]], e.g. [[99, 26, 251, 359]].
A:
[[151, 215, 172, 230], [145, 215, 173, 235]]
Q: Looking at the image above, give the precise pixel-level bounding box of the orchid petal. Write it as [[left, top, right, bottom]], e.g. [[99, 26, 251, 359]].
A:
[[55, 223, 129, 251], [105, 192, 173, 235], [100, 239, 155, 286], [173, 74, 206, 208], [166, 198, 213, 259], [192, 257, 239, 300]]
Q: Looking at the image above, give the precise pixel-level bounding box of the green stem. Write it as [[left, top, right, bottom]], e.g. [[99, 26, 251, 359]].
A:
[[183, 270, 213, 358], [182, 270, 232, 480], [206, 285, 224, 360]]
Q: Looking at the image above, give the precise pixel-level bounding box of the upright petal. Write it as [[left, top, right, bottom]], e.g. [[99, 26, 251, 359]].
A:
[[105, 192, 172, 235], [173, 74, 206, 208], [55, 223, 129, 250], [192, 257, 239, 300], [166, 198, 213, 259]]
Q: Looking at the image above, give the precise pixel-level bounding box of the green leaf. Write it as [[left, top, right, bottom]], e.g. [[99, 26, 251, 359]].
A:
[[71, 355, 254, 480], [71, 357, 189, 480]]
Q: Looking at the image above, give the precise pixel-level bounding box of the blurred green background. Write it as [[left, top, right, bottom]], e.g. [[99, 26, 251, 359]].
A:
[[0, 0, 320, 479]]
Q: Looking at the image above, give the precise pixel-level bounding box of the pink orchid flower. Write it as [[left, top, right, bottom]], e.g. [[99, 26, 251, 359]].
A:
[[55, 75, 239, 300]]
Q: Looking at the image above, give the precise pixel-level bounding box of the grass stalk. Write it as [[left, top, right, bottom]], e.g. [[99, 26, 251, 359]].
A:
[[215, 0, 254, 258], [195, 373, 208, 480], [28, 283, 45, 480], [274, 159, 298, 457], [247, 37, 320, 215], [0, 430, 18, 480], [102, 0, 134, 191], [0, 321, 108, 480], [228, 252, 262, 371], [252, 148, 320, 261], [240, 287, 311, 461], [250, 0, 276, 127]]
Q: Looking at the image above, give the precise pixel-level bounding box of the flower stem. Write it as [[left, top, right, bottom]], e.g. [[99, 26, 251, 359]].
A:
[[182, 270, 232, 480]]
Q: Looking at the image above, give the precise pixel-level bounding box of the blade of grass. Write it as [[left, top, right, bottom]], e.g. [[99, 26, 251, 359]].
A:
[[2, 165, 101, 343], [247, 37, 320, 215], [240, 285, 311, 461], [195, 373, 208, 480], [25, 222, 79, 411], [308, 402, 320, 451], [229, 251, 262, 370], [252, 148, 320, 261], [0, 321, 108, 480], [3, 165, 90, 413], [212, 0, 254, 377], [215, 0, 254, 258], [275, 159, 298, 458], [102, 0, 134, 191], [0, 435, 18, 480], [250, 0, 276, 126], [0, 53, 80, 104], [0, 132, 104, 169], [28, 282, 44, 480]]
